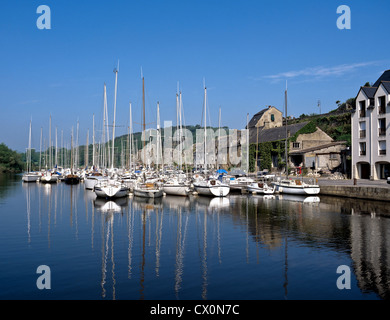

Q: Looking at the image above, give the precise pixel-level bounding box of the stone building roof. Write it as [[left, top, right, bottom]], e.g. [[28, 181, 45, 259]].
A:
[[289, 141, 347, 155], [249, 122, 308, 144]]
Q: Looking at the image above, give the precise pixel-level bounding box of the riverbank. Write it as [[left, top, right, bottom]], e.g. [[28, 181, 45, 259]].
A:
[[318, 178, 390, 202]]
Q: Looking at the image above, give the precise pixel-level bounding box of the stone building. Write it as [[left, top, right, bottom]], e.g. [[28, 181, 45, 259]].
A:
[[247, 105, 283, 130], [248, 107, 348, 172]]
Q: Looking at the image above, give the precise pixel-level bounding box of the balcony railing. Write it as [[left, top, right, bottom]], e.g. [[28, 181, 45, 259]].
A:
[[379, 128, 386, 136], [360, 151, 366, 156], [359, 130, 366, 138], [379, 149, 387, 155]]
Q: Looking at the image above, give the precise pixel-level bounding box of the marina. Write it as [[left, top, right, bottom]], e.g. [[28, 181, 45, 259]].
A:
[[1, 1, 390, 307], [1, 173, 390, 300]]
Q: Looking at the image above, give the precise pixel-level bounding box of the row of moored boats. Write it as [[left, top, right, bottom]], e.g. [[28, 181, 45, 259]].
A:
[[22, 167, 321, 199]]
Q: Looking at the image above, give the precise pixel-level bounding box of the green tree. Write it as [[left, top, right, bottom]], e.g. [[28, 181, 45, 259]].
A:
[[0, 143, 24, 173]]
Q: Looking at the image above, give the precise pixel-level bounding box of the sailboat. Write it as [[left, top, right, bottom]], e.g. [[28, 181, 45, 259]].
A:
[[40, 116, 60, 183], [133, 75, 163, 198], [22, 119, 41, 182], [247, 180, 275, 194], [272, 83, 320, 195], [163, 90, 191, 196], [94, 179, 129, 199], [64, 127, 80, 185], [85, 100, 108, 190], [94, 64, 129, 199], [163, 177, 191, 196], [193, 85, 230, 197]]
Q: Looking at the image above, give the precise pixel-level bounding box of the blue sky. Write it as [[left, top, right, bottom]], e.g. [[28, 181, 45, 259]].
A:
[[1, 0, 389, 151]]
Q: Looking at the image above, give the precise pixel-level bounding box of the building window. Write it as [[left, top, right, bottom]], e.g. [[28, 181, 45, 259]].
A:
[[379, 96, 386, 114], [292, 142, 300, 149], [271, 114, 275, 122], [359, 101, 366, 118], [359, 121, 366, 138], [379, 118, 386, 136], [359, 142, 366, 156], [379, 141, 386, 156], [329, 153, 338, 160]]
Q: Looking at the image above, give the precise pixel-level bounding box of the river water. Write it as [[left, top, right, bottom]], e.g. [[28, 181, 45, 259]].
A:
[[0, 174, 389, 300]]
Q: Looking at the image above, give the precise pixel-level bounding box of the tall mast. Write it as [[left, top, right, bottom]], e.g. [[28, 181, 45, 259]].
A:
[[246, 113, 249, 174], [285, 81, 288, 179], [61, 129, 64, 168], [111, 62, 119, 169], [179, 92, 183, 170], [142, 76, 146, 164], [204, 86, 207, 170], [85, 129, 89, 168], [92, 113, 95, 167], [156, 102, 160, 170], [129, 102, 133, 171], [39, 127, 42, 171], [55, 126, 58, 168], [27, 119, 32, 172], [218, 106, 221, 169], [102, 83, 109, 168], [71, 127, 74, 174], [49, 115, 52, 169], [76, 119, 79, 170]]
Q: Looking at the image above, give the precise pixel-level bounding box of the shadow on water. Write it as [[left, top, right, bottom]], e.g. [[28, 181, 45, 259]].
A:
[[0, 173, 21, 200]]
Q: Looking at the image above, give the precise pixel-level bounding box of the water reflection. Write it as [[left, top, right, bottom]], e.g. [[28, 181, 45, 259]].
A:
[[15, 181, 390, 299], [100, 212, 116, 300], [94, 197, 129, 214], [320, 196, 390, 299]]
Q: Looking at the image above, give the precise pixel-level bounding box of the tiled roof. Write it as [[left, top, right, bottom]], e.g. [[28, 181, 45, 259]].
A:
[[247, 108, 268, 128], [289, 141, 347, 154], [361, 86, 377, 99], [380, 81, 390, 94], [373, 70, 390, 88], [249, 122, 308, 144]]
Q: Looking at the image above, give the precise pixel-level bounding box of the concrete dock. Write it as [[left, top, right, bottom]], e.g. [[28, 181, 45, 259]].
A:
[[317, 178, 390, 202]]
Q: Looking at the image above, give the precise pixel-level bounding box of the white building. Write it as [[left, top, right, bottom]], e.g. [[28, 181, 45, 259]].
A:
[[352, 70, 390, 180]]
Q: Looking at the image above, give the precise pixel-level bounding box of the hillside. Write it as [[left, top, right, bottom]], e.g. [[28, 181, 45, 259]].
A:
[[288, 99, 353, 146]]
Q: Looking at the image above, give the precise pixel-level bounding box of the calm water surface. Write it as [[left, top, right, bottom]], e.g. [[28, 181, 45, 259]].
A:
[[1, 174, 389, 300]]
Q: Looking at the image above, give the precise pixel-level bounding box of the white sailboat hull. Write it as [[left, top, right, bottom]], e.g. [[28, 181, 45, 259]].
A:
[[133, 188, 164, 198], [247, 183, 275, 194], [275, 184, 320, 195], [163, 184, 190, 196], [22, 174, 40, 182], [85, 176, 107, 190], [94, 185, 129, 199], [40, 174, 59, 183], [194, 182, 230, 197]]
